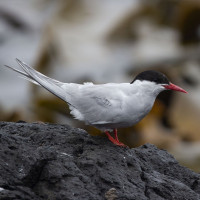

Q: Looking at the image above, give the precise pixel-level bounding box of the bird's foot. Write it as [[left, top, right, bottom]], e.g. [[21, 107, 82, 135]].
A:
[[105, 131, 127, 147], [115, 141, 127, 147]]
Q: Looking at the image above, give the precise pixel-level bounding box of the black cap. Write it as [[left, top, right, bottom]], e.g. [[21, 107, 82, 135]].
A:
[[131, 70, 169, 85]]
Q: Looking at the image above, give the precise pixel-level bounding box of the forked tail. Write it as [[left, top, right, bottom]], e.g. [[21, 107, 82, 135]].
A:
[[4, 59, 69, 102]]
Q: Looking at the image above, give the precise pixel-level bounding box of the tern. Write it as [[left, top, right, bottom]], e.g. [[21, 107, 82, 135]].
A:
[[4, 59, 187, 147]]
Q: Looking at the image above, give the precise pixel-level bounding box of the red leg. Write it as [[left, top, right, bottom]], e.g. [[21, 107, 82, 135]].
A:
[[113, 129, 127, 147], [114, 128, 119, 143], [105, 130, 127, 147], [105, 131, 119, 145]]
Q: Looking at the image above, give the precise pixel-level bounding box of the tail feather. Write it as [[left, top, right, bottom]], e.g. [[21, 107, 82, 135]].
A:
[[4, 64, 39, 85], [5, 59, 70, 103]]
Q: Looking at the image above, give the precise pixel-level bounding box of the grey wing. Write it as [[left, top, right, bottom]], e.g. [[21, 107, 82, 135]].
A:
[[70, 89, 122, 125], [4, 59, 72, 104], [4, 64, 40, 85]]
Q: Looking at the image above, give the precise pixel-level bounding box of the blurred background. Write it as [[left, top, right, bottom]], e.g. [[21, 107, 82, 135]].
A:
[[0, 0, 200, 171]]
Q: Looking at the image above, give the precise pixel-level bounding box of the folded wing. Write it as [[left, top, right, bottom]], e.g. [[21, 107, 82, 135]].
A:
[[4, 59, 127, 128]]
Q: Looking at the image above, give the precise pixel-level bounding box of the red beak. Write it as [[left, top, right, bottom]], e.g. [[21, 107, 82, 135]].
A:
[[163, 83, 188, 94]]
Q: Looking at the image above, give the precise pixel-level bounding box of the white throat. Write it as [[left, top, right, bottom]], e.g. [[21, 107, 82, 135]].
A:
[[133, 80, 165, 97]]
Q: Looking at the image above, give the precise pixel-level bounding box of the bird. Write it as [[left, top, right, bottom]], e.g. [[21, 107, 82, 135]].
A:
[[4, 59, 187, 147]]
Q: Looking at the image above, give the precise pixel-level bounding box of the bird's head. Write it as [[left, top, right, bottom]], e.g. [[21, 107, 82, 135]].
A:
[[131, 70, 187, 95]]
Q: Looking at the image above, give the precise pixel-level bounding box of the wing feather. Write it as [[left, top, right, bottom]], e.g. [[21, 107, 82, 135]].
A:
[[69, 85, 124, 125], [5, 59, 73, 104], [4, 64, 39, 85]]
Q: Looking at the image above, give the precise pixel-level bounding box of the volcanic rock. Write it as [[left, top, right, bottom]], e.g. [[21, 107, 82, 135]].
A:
[[0, 121, 199, 200]]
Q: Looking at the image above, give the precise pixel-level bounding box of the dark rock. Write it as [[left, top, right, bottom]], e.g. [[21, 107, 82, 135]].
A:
[[0, 121, 199, 200]]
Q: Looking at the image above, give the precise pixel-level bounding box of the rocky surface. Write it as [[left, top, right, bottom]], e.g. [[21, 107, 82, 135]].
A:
[[0, 121, 200, 200]]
